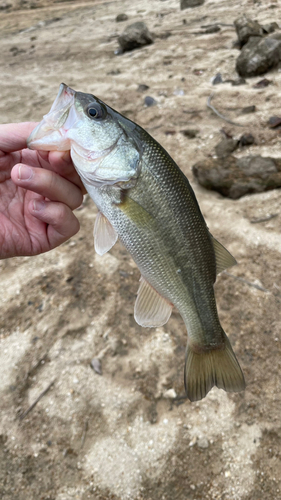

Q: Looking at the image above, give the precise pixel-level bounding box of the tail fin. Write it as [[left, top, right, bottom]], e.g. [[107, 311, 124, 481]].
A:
[[184, 333, 245, 402]]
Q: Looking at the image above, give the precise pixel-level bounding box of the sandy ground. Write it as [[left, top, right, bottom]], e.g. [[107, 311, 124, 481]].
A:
[[0, 0, 281, 499]]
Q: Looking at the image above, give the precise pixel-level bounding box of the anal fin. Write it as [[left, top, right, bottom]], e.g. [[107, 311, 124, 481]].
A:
[[211, 234, 237, 275], [134, 276, 173, 328], [94, 211, 118, 256], [184, 333, 245, 402]]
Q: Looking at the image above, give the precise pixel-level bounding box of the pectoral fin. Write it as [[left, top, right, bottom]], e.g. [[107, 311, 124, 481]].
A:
[[211, 235, 237, 275], [94, 211, 118, 256], [134, 277, 173, 328]]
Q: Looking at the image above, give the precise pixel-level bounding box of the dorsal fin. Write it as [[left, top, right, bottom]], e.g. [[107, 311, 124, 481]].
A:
[[94, 211, 118, 256], [211, 235, 237, 275], [134, 276, 173, 328]]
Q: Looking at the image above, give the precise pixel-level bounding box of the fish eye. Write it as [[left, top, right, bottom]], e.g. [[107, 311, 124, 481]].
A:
[[87, 103, 105, 120]]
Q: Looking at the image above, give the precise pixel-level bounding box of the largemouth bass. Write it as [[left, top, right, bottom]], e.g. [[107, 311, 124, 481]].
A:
[[27, 83, 245, 401]]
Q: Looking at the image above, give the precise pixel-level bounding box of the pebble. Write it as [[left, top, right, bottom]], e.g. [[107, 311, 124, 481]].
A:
[[144, 96, 157, 107], [163, 388, 177, 399], [197, 437, 209, 449]]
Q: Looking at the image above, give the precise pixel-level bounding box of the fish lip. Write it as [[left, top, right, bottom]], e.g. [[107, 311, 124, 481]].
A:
[[27, 83, 77, 149]]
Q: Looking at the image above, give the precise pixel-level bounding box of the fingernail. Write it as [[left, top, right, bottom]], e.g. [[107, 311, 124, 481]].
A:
[[33, 200, 45, 212], [18, 165, 33, 181]]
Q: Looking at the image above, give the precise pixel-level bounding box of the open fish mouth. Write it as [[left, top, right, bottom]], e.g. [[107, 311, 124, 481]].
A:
[[27, 83, 78, 151]]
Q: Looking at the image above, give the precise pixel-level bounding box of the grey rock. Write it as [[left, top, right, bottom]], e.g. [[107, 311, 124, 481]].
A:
[[118, 22, 153, 52], [241, 105, 256, 114], [269, 32, 281, 41], [180, 0, 204, 9], [180, 129, 199, 139], [262, 22, 279, 34], [215, 138, 239, 158], [90, 358, 102, 375], [268, 116, 281, 128], [234, 16, 263, 46], [116, 13, 128, 22], [137, 84, 149, 92], [204, 25, 220, 34], [236, 36, 281, 77], [239, 133, 255, 147], [192, 155, 281, 199], [197, 437, 209, 449], [212, 72, 223, 85], [144, 96, 157, 107]]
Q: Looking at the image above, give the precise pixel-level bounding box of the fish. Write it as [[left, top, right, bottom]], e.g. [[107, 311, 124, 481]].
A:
[[27, 83, 245, 401]]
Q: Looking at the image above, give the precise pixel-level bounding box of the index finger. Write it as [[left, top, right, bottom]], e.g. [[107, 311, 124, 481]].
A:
[[0, 122, 38, 153]]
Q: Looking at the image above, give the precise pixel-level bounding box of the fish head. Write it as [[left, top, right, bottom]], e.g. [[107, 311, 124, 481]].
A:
[[28, 83, 142, 187]]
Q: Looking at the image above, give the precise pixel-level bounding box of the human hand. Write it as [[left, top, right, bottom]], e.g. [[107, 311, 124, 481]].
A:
[[0, 122, 86, 259]]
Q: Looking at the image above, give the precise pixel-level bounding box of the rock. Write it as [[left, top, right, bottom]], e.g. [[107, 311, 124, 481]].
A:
[[234, 17, 263, 46], [236, 36, 281, 77], [163, 388, 177, 399], [116, 13, 128, 22], [90, 358, 102, 375], [197, 437, 209, 449], [204, 25, 221, 34], [180, 129, 199, 138], [268, 116, 281, 128], [215, 138, 239, 158], [262, 22, 279, 34], [118, 22, 153, 52], [144, 96, 157, 107], [137, 83, 149, 92], [241, 105, 256, 114], [212, 72, 223, 85], [269, 32, 281, 41], [192, 155, 281, 199], [180, 0, 204, 9], [239, 133, 255, 147], [253, 78, 272, 88]]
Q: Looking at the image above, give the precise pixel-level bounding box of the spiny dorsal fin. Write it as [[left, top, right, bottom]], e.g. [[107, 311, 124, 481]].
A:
[[184, 332, 246, 402], [94, 211, 118, 256], [134, 276, 173, 328], [211, 235, 237, 275]]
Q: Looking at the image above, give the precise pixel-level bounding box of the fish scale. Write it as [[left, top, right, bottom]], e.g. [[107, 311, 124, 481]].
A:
[[27, 83, 246, 401]]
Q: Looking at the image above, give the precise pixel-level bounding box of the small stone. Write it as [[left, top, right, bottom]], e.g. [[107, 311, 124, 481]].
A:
[[204, 25, 221, 34], [116, 13, 128, 22], [236, 36, 281, 77], [181, 0, 204, 8], [144, 96, 157, 107], [163, 388, 177, 399], [241, 105, 256, 114], [215, 138, 239, 158], [234, 16, 263, 46], [239, 133, 255, 147], [212, 72, 223, 85], [90, 358, 102, 375], [197, 437, 209, 449], [268, 116, 281, 128], [192, 155, 281, 199], [262, 22, 279, 34], [118, 22, 153, 52], [137, 84, 149, 92], [180, 129, 199, 139], [253, 78, 272, 88]]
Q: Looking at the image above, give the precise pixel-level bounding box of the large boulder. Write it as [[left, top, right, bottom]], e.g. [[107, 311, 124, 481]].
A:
[[236, 36, 281, 77], [192, 155, 281, 199], [180, 0, 204, 9], [118, 22, 153, 52], [234, 17, 263, 46]]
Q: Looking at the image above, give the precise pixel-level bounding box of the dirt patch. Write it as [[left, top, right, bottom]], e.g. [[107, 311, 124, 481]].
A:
[[1, 0, 281, 499]]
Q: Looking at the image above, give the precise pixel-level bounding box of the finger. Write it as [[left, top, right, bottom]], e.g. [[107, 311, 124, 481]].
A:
[[11, 164, 83, 210], [41, 150, 87, 194], [30, 200, 80, 249], [0, 122, 38, 153]]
